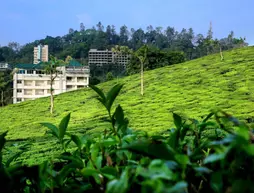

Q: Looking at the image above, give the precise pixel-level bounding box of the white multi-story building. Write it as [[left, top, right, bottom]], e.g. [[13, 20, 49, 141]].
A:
[[13, 60, 90, 103], [0, 63, 11, 71], [88, 49, 130, 67]]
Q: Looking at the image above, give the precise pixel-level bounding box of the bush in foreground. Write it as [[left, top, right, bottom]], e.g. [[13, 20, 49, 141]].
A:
[[0, 84, 254, 193]]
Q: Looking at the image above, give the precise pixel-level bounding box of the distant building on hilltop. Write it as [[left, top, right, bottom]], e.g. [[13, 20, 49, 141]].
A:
[[13, 45, 90, 104], [33, 45, 49, 64], [88, 49, 130, 67], [0, 63, 11, 71]]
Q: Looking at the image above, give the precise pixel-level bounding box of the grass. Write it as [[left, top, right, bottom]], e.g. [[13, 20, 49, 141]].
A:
[[1, 46, 254, 165]]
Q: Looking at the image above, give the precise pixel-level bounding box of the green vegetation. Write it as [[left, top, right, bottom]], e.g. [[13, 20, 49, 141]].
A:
[[0, 47, 254, 165], [0, 83, 254, 192], [0, 24, 247, 65]]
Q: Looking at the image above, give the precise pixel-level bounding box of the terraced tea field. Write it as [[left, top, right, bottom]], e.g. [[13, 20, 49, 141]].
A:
[[1, 46, 254, 165]]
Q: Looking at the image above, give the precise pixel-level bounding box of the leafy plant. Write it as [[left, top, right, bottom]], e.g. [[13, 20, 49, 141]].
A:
[[1, 83, 254, 192]]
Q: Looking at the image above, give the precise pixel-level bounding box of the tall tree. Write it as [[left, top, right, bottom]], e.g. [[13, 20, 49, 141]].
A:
[[135, 45, 148, 96], [80, 23, 85, 32], [69, 28, 74, 34], [106, 25, 112, 45], [119, 25, 129, 45], [165, 26, 176, 48], [96, 22, 104, 32], [43, 56, 67, 114], [0, 71, 12, 107]]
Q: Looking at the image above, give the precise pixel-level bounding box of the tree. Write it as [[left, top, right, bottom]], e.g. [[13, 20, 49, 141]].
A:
[[0, 70, 12, 107], [112, 45, 133, 78], [135, 45, 148, 96], [96, 22, 104, 32], [43, 56, 66, 114], [80, 23, 85, 32], [106, 72, 114, 81], [68, 28, 74, 34], [8, 42, 20, 52], [106, 25, 112, 45], [119, 25, 129, 45]]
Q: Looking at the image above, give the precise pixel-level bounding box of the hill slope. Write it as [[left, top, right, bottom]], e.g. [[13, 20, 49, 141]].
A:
[[1, 47, 254, 165]]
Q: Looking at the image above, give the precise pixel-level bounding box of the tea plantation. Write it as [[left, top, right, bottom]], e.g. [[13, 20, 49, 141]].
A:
[[0, 46, 254, 165]]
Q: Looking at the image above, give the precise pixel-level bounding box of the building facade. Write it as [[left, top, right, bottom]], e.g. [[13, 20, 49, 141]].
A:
[[88, 49, 130, 67], [0, 63, 11, 71], [33, 45, 49, 64], [13, 61, 90, 104]]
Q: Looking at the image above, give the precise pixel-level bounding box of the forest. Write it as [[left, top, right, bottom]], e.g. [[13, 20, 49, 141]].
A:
[[0, 22, 248, 65]]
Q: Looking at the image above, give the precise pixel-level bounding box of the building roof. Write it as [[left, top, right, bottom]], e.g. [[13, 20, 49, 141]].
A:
[[68, 60, 83, 67], [15, 60, 85, 70], [15, 63, 44, 70]]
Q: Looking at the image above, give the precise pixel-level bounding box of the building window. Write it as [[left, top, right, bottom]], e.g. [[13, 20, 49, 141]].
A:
[[77, 85, 84, 89], [67, 85, 73, 89], [35, 89, 44, 95], [67, 77, 72, 81], [27, 70, 34, 74], [17, 98, 22, 102], [77, 77, 84, 81], [18, 70, 25, 74], [17, 80, 22, 84], [17, 89, 22, 93], [36, 70, 44, 74]]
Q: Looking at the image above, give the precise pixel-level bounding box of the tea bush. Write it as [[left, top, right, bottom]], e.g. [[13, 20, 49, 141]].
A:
[[0, 83, 254, 193], [1, 47, 254, 164]]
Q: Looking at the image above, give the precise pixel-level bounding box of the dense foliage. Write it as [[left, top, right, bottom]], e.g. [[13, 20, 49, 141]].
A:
[[0, 23, 248, 102], [0, 83, 254, 192], [0, 23, 247, 65], [0, 69, 13, 106], [0, 47, 254, 165]]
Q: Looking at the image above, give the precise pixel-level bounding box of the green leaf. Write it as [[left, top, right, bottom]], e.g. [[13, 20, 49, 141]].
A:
[[81, 168, 101, 184], [41, 123, 59, 139], [102, 138, 118, 147], [204, 153, 225, 164], [81, 167, 99, 176], [5, 151, 24, 167], [180, 125, 189, 141], [211, 172, 223, 193], [0, 131, 7, 152], [168, 129, 180, 150], [168, 181, 188, 193], [90, 84, 106, 104], [174, 154, 190, 167], [59, 155, 84, 168], [243, 144, 254, 156], [122, 140, 175, 160], [59, 113, 71, 140], [106, 84, 123, 112], [95, 155, 102, 169], [194, 166, 212, 174], [101, 166, 118, 180], [202, 112, 214, 123], [56, 165, 75, 186], [173, 113, 182, 129], [106, 170, 129, 193], [115, 105, 124, 124], [71, 134, 82, 149]]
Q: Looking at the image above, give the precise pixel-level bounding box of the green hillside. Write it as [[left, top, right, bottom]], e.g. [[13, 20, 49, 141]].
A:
[[1, 46, 254, 165]]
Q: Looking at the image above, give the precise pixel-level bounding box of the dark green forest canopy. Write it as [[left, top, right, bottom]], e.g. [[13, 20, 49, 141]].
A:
[[0, 22, 247, 64]]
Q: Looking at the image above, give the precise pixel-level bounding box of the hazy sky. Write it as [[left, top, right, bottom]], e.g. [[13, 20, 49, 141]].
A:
[[1, 0, 254, 46]]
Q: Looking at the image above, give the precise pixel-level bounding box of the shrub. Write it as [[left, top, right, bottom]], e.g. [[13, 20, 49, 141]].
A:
[[106, 72, 114, 81], [0, 84, 254, 192]]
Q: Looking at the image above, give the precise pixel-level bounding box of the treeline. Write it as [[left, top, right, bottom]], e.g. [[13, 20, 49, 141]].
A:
[[0, 22, 248, 65]]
